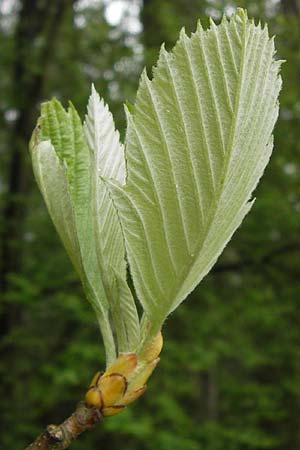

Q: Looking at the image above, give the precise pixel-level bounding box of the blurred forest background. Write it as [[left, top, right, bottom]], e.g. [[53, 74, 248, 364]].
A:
[[0, 0, 299, 449]]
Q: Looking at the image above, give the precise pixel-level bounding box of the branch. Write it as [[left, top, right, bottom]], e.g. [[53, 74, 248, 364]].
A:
[[25, 402, 102, 450]]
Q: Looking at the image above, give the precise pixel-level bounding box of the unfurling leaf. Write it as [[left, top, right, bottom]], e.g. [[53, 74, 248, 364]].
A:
[[85, 332, 162, 415], [30, 91, 140, 365], [30, 9, 282, 384], [110, 9, 282, 338]]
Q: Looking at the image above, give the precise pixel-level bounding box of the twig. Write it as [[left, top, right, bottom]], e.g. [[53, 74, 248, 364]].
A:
[[25, 401, 102, 450]]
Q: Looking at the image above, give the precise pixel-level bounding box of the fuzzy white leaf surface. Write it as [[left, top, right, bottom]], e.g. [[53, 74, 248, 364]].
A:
[[84, 86, 140, 352], [84, 84, 126, 184], [110, 10, 282, 336]]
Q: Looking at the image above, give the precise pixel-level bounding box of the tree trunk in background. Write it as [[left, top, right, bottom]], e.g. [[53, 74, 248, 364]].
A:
[[281, 0, 300, 14], [0, 0, 75, 439], [0, 0, 74, 294], [0, 0, 76, 338], [206, 368, 219, 421]]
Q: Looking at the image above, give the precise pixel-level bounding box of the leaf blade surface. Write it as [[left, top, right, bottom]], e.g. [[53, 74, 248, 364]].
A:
[[111, 10, 282, 333]]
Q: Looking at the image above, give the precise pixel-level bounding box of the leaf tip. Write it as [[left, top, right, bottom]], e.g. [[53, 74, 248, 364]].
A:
[[209, 16, 217, 28], [236, 7, 247, 18], [67, 100, 81, 122], [141, 67, 151, 86], [159, 41, 167, 55], [50, 96, 64, 111], [196, 18, 203, 32], [179, 26, 186, 40], [90, 82, 103, 106], [221, 13, 227, 24], [124, 100, 135, 116], [234, 7, 248, 25]]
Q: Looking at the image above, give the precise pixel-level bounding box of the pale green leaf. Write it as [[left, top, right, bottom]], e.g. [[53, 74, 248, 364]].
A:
[[110, 10, 282, 336], [113, 269, 141, 351], [31, 100, 116, 364], [83, 86, 140, 351], [31, 93, 141, 361], [30, 139, 83, 277], [84, 84, 126, 184], [83, 85, 126, 282]]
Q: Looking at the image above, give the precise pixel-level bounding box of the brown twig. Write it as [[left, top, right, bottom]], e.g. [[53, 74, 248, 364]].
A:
[[25, 402, 102, 450]]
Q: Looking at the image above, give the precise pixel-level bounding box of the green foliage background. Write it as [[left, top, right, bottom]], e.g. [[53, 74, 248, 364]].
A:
[[0, 1, 299, 449]]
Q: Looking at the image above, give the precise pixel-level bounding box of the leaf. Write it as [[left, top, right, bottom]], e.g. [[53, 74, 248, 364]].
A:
[[31, 99, 116, 364], [31, 90, 141, 361], [36, 100, 107, 312], [83, 86, 140, 352], [110, 9, 282, 336], [30, 139, 83, 277], [84, 84, 126, 184], [83, 86, 126, 284], [113, 270, 141, 351]]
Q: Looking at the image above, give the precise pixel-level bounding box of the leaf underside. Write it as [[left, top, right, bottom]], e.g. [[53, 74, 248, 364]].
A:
[[83, 86, 140, 353], [30, 9, 282, 354], [31, 93, 140, 364], [110, 9, 282, 336]]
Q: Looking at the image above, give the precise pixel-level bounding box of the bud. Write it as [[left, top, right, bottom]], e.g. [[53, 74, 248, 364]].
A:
[[85, 332, 163, 416], [122, 386, 147, 406], [105, 353, 137, 378]]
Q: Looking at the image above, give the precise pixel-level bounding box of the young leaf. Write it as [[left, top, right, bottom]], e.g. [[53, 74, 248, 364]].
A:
[[110, 9, 282, 337], [83, 86, 140, 352], [30, 95, 140, 363], [30, 139, 83, 277], [83, 85, 126, 285], [31, 101, 117, 363], [84, 84, 126, 184]]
